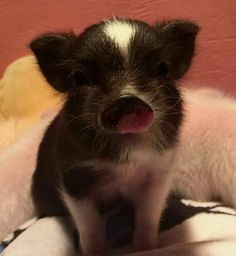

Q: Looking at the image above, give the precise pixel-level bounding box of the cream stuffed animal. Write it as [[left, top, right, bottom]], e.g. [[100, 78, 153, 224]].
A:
[[0, 56, 63, 152]]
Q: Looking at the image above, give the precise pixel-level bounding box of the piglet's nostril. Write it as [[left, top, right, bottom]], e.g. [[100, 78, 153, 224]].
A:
[[101, 95, 154, 134]]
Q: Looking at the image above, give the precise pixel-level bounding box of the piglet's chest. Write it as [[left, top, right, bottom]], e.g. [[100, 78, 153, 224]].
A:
[[90, 151, 168, 200], [62, 150, 172, 201]]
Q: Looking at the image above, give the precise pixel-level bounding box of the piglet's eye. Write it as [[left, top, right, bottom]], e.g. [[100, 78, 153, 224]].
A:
[[74, 70, 89, 87], [157, 61, 170, 77]]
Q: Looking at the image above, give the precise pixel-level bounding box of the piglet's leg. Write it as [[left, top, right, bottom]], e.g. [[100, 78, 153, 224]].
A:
[[62, 194, 107, 256], [133, 173, 172, 252], [61, 166, 110, 255]]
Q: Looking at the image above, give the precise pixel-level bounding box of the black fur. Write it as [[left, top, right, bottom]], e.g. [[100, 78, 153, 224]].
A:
[[30, 17, 199, 217], [63, 166, 113, 198]]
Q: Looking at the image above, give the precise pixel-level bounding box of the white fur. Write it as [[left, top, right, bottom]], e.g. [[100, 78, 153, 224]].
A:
[[104, 20, 135, 57], [61, 193, 107, 255]]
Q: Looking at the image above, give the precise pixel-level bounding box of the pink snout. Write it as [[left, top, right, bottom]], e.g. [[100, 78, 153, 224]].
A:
[[101, 95, 154, 134]]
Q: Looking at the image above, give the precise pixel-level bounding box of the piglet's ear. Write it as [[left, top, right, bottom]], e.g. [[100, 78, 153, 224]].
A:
[[30, 32, 78, 92], [156, 20, 199, 80]]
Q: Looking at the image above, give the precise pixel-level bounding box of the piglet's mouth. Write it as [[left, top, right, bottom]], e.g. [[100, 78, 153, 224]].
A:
[[101, 95, 154, 134]]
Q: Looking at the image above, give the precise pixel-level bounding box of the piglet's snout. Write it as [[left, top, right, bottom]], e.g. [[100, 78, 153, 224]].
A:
[[101, 95, 154, 134]]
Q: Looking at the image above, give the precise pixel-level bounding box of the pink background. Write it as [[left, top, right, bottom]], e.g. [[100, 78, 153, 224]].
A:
[[0, 0, 236, 94]]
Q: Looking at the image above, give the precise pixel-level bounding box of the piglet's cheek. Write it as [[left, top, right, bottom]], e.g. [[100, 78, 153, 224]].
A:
[[117, 110, 154, 134]]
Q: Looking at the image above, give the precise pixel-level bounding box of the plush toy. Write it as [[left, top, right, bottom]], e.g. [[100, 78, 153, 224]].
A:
[[0, 56, 64, 152]]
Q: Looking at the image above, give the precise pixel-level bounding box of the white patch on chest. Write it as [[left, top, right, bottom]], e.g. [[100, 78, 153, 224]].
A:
[[87, 148, 175, 200], [104, 20, 136, 57]]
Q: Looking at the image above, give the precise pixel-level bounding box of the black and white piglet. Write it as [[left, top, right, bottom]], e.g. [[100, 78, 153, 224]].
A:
[[30, 18, 198, 255]]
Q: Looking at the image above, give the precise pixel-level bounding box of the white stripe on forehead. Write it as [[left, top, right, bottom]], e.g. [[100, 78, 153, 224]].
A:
[[104, 20, 136, 57]]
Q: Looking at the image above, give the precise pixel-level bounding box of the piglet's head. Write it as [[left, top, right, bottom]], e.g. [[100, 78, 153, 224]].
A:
[[30, 18, 199, 158]]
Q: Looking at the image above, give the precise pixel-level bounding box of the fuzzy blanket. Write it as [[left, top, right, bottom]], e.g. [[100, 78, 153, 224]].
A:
[[1, 198, 236, 256]]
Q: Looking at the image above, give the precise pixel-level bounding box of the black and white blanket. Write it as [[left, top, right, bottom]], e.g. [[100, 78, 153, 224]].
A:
[[1, 198, 236, 255]]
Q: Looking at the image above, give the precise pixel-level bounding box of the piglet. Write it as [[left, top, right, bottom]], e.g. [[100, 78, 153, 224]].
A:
[[30, 18, 198, 255]]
